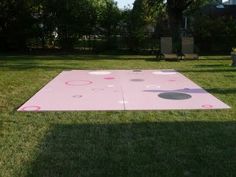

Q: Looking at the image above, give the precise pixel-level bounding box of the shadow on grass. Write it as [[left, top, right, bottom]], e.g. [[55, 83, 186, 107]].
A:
[[194, 64, 230, 68], [207, 88, 236, 95], [179, 68, 236, 73], [0, 54, 231, 62], [1, 62, 236, 73], [27, 122, 236, 177], [0, 55, 157, 61], [144, 88, 236, 95], [198, 57, 231, 61], [0, 63, 75, 70]]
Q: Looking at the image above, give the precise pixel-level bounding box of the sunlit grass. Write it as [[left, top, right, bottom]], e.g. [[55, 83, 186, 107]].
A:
[[0, 55, 235, 177]]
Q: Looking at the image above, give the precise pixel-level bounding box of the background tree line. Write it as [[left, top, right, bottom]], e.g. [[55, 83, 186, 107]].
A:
[[0, 0, 236, 54], [0, 0, 122, 51]]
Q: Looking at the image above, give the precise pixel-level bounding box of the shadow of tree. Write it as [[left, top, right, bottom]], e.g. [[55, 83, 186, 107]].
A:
[[0, 62, 236, 72], [143, 88, 236, 95], [0, 63, 75, 70], [0, 55, 156, 61], [194, 64, 230, 68], [198, 57, 231, 61], [179, 68, 236, 73], [207, 88, 236, 95], [27, 122, 236, 177]]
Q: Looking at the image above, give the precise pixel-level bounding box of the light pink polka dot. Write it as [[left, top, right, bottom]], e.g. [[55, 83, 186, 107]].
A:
[[168, 79, 176, 82], [107, 85, 115, 88], [92, 88, 104, 91], [21, 106, 41, 111], [104, 77, 115, 80], [202, 104, 214, 109], [65, 80, 93, 86]]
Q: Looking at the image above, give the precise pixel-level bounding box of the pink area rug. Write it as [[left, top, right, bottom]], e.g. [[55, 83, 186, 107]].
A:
[[18, 70, 230, 111]]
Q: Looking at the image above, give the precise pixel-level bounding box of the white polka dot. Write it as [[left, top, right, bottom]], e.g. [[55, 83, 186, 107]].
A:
[[107, 85, 114, 88], [65, 80, 93, 86], [21, 106, 41, 111], [89, 71, 111, 75], [146, 85, 161, 89], [118, 100, 128, 104], [152, 71, 177, 75], [44, 88, 53, 92]]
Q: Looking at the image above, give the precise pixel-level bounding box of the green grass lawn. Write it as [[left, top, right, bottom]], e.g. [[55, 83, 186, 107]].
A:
[[0, 55, 236, 177]]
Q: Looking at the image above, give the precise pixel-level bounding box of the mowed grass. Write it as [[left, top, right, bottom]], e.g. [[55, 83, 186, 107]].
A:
[[0, 55, 236, 177]]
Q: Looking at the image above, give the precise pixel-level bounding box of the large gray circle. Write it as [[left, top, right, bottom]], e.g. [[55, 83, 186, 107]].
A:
[[158, 92, 192, 100]]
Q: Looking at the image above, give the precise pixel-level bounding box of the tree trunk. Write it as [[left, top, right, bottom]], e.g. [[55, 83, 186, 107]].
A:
[[167, 8, 183, 53], [59, 26, 74, 50], [41, 34, 46, 49]]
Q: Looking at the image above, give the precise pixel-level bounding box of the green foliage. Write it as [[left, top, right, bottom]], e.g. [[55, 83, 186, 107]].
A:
[[0, 0, 122, 51], [0, 0, 36, 50], [165, 0, 215, 52], [192, 14, 236, 53], [48, 0, 97, 49], [0, 0, 234, 53], [127, 0, 163, 50], [96, 0, 121, 50], [125, 0, 215, 51]]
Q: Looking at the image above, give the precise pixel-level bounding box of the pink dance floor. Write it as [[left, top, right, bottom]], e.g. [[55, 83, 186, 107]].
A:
[[18, 70, 230, 111]]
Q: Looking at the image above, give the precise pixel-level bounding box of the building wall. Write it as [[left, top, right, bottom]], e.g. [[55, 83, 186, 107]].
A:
[[224, 0, 236, 5], [229, 0, 236, 5]]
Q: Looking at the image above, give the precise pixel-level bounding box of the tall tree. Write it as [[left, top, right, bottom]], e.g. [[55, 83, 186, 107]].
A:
[[51, 0, 96, 49], [128, 0, 161, 50], [91, 0, 121, 50], [165, 0, 214, 51], [166, 0, 195, 51], [99, 1, 121, 38]]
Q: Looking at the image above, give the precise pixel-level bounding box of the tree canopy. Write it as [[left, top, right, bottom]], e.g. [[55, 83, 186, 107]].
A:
[[0, 0, 235, 53]]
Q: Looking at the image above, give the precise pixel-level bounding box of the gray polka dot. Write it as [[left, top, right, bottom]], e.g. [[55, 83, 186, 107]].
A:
[[73, 95, 83, 98], [130, 79, 144, 82], [158, 92, 192, 100], [92, 88, 104, 91], [133, 70, 142, 72]]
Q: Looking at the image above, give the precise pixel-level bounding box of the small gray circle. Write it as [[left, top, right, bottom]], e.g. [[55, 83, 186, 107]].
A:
[[133, 70, 142, 72], [158, 92, 192, 100], [73, 95, 83, 98], [92, 88, 104, 91], [130, 79, 144, 82]]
